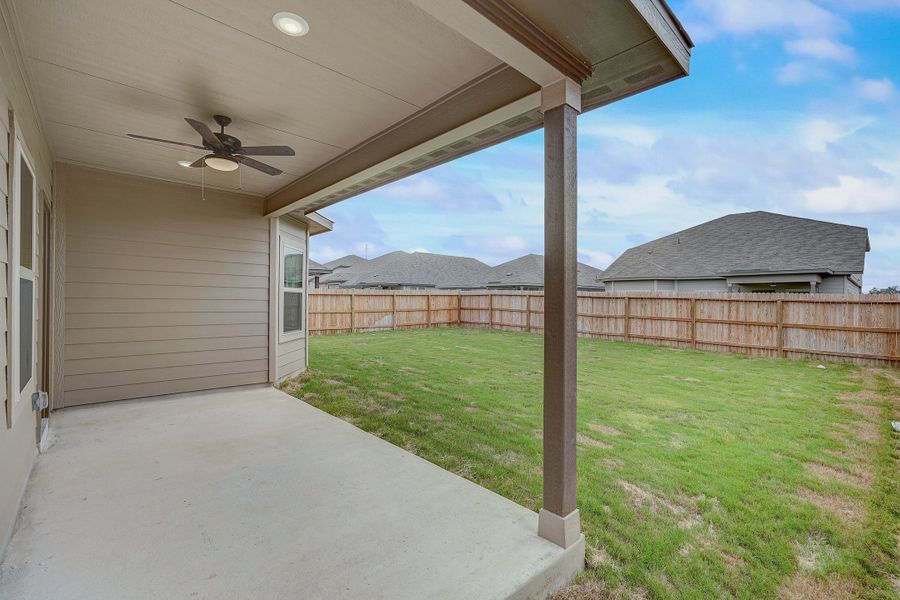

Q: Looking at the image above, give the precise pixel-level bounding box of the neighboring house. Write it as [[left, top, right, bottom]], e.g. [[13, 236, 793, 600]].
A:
[[486, 254, 605, 291], [322, 251, 492, 290], [602, 212, 870, 294], [317, 251, 606, 290], [307, 259, 332, 289], [320, 254, 370, 288]]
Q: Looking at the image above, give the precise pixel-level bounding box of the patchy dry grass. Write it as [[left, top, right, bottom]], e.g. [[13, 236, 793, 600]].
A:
[[285, 329, 899, 599]]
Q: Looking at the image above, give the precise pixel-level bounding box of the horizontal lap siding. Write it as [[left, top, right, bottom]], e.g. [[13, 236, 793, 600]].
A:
[[60, 164, 270, 406]]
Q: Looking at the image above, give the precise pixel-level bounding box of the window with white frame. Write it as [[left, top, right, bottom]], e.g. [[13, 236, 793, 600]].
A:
[[281, 243, 304, 336], [11, 138, 37, 417]]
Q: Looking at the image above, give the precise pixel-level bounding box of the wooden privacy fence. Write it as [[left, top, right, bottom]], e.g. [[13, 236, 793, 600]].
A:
[[309, 290, 900, 366]]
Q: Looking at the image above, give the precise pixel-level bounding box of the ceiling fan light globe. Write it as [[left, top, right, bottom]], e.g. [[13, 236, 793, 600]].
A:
[[204, 155, 239, 172]]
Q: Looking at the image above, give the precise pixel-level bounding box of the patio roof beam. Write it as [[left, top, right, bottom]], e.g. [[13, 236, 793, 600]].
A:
[[408, 0, 591, 87], [538, 77, 582, 550]]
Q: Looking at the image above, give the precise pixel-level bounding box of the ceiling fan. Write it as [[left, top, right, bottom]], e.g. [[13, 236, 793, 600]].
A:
[[127, 115, 294, 176]]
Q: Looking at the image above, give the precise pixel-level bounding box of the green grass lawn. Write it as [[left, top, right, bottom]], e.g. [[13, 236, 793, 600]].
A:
[[282, 328, 899, 600]]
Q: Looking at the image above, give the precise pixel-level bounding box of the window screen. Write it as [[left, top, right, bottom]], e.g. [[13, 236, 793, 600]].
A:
[[19, 278, 33, 391], [282, 245, 304, 334], [19, 155, 34, 270]]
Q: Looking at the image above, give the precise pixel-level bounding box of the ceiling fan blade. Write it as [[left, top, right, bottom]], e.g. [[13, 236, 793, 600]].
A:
[[236, 156, 282, 176], [189, 157, 205, 168], [185, 117, 225, 151], [127, 133, 206, 150], [238, 145, 295, 156]]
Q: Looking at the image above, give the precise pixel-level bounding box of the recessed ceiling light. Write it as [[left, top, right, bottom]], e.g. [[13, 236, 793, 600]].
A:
[[177, 160, 193, 167], [273, 11, 309, 36]]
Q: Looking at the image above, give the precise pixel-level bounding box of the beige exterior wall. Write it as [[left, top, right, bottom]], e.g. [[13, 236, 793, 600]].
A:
[[675, 279, 730, 292], [275, 217, 308, 382], [605, 280, 654, 292], [59, 164, 271, 407], [820, 275, 860, 294], [0, 1, 54, 557], [607, 279, 731, 293]]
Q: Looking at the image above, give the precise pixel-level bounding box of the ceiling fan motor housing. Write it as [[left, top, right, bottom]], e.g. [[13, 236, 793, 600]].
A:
[[213, 132, 242, 153]]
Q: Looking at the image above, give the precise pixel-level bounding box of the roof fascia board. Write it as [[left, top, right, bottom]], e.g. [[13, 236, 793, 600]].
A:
[[409, 0, 590, 86], [602, 276, 723, 282], [720, 269, 835, 277], [628, 0, 692, 74], [725, 273, 823, 285]]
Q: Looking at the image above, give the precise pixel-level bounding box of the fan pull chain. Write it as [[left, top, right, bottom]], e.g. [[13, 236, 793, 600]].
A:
[[201, 157, 206, 201]]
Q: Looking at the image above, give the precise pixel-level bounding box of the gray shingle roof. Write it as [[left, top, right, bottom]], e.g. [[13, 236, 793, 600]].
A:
[[603, 211, 870, 281], [323, 255, 368, 270], [316, 252, 605, 289], [324, 251, 493, 289], [308, 259, 331, 275], [486, 254, 605, 290]]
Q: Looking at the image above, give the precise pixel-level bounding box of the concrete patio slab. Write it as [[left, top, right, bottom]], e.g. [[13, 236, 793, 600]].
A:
[[0, 386, 583, 599]]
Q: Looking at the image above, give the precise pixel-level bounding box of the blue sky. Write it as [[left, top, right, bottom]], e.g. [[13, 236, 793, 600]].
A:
[[311, 0, 900, 290]]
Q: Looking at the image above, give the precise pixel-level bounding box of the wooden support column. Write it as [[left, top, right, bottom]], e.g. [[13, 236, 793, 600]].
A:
[[538, 78, 582, 549]]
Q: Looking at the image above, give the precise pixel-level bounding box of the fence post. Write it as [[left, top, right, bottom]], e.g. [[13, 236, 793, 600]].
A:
[[690, 297, 696, 349], [349, 293, 355, 333], [390, 293, 396, 330], [526, 295, 532, 333], [489, 293, 494, 329], [894, 300, 899, 361], [427, 294, 432, 328], [623, 296, 630, 342], [776, 299, 784, 357]]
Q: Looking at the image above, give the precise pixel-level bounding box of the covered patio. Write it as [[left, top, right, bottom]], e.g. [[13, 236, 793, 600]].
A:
[[0, 0, 691, 597], [1, 386, 582, 599]]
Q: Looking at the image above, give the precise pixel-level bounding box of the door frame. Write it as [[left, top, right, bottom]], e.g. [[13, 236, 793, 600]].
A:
[[37, 191, 52, 441]]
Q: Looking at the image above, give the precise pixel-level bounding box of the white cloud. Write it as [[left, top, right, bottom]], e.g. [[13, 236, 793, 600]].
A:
[[776, 61, 834, 85], [378, 169, 502, 210], [683, 0, 844, 40], [799, 117, 871, 151], [580, 121, 659, 148], [819, 0, 900, 10], [854, 77, 897, 102], [785, 37, 857, 64], [804, 174, 899, 213], [869, 225, 900, 251], [578, 249, 616, 269]]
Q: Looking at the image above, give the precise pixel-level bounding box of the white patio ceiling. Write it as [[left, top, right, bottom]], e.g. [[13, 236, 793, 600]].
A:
[[9, 0, 691, 212]]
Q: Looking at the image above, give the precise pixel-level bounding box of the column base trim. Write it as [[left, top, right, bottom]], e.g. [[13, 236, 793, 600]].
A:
[[538, 507, 581, 548]]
